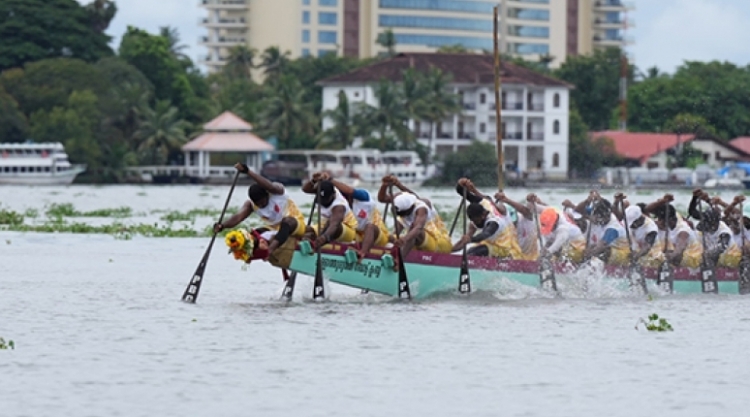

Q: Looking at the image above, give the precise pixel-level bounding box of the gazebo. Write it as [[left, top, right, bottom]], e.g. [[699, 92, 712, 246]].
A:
[[182, 111, 274, 179]]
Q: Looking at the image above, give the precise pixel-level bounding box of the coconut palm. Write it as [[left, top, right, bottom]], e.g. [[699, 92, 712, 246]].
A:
[[260, 46, 291, 82], [422, 68, 461, 161], [223, 45, 257, 80], [317, 91, 355, 149], [401, 68, 430, 138], [376, 29, 397, 57], [357, 79, 410, 150], [160, 26, 189, 61], [85, 0, 117, 33], [134, 100, 190, 165], [258, 75, 318, 149]]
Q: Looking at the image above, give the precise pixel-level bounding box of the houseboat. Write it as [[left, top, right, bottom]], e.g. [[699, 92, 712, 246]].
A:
[[0, 142, 86, 185]]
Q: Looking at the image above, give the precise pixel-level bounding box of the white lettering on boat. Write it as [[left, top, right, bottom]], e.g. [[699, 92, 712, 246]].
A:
[[320, 258, 383, 278]]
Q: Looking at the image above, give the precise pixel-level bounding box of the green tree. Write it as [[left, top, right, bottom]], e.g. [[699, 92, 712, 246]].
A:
[[357, 79, 410, 150], [0, 0, 113, 72], [0, 85, 28, 142], [437, 141, 498, 187], [85, 0, 117, 33], [554, 47, 633, 130], [160, 26, 189, 61], [664, 113, 719, 139], [258, 75, 318, 149], [133, 100, 190, 165], [422, 68, 461, 159], [317, 90, 355, 149], [376, 29, 397, 57], [568, 109, 620, 178], [223, 45, 257, 80], [260, 46, 291, 82]]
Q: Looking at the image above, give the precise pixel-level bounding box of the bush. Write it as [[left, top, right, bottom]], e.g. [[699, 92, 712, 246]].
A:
[[430, 141, 499, 187]]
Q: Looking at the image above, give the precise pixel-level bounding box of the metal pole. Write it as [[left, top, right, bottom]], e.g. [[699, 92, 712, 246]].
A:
[[493, 5, 504, 190]]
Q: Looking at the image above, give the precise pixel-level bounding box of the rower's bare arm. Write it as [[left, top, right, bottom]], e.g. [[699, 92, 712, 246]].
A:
[[220, 201, 254, 229], [643, 194, 673, 215], [497, 192, 532, 218], [243, 168, 284, 195], [331, 178, 355, 197], [403, 208, 428, 242], [323, 206, 346, 237], [378, 176, 394, 203]]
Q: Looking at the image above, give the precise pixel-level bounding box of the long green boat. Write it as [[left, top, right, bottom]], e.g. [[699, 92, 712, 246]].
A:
[[284, 242, 750, 298]]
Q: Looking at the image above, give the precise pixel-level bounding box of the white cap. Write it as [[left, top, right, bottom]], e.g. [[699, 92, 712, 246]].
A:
[[393, 193, 417, 212], [625, 205, 642, 222]]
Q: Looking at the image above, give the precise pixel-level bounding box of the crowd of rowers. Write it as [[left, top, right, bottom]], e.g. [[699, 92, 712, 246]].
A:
[[215, 163, 750, 270]]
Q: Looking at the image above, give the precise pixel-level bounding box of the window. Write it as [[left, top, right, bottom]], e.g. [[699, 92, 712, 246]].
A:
[[378, 15, 493, 32], [508, 43, 549, 54], [302, 11, 310, 24], [553, 93, 560, 108], [354, 91, 360, 98], [507, 25, 549, 38], [303, 0, 310, 4], [480, 123, 486, 133], [480, 93, 486, 104], [458, 121, 464, 135], [393, 34, 492, 50], [318, 49, 336, 57], [318, 31, 337, 44], [552, 153, 559, 168], [507, 8, 550, 21], [302, 48, 311, 57], [319, 0, 337, 5], [319, 12, 337, 25], [302, 30, 310, 43], [501, 122, 506, 137], [553, 120, 560, 134], [378, 0, 494, 14]]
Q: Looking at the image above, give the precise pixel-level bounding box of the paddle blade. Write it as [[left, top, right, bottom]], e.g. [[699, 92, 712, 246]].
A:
[[629, 262, 648, 295], [700, 262, 718, 294], [313, 255, 325, 300], [281, 271, 297, 302], [539, 256, 558, 293], [739, 258, 750, 295], [656, 261, 674, 294], [397, 250, 411, 299], [181, 244, 212, 303], [458, 254, 471, 294]]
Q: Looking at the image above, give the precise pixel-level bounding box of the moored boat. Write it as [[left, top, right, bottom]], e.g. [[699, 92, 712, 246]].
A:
[[0, 142, 86, 185], [283, 242, 748, 298]]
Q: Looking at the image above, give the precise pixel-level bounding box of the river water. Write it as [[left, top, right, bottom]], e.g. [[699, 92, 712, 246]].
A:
[[2, 185, 750, 417]]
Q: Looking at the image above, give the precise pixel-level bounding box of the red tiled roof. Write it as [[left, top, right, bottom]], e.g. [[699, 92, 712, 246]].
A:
[[730, 137, 750, 155], [318, 53, 572, 87], [591, 131, 696, 163], [182, 132, 274, 152], [203, 111, 253, 131]]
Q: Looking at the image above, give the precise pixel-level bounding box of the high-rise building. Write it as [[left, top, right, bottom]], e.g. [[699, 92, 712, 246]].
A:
[[200, 0, 633, 73]]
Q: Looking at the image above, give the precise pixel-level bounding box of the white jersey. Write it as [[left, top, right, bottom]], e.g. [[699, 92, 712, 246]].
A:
[[588, 214, 628, 249], [399, 199, 437, 230], [351, 191, 378, 232], [515, 212, 538, 255], [320, 189, 352, 219], [546, 211, 584, 254], [701, 221, 735, 252], [252, 188, 290, 226], [732, 229, 750, 248], [629, 215, 659, 251]]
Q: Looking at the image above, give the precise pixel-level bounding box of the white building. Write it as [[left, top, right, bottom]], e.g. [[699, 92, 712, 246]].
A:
[[318, 52, 571, 179]]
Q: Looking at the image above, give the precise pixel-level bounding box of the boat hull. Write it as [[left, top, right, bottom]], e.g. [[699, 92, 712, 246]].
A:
[[287, 243, 745, 298], [0, 168, 85, 185]]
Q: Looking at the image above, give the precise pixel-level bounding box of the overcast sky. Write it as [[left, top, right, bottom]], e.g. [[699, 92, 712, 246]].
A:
[[79, 0, 750, 74]]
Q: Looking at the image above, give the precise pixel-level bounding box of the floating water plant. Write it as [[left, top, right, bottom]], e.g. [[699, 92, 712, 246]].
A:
[[0, 208, 24, 225], [637, 314, 673, 332], [0, 338, 14, 350]]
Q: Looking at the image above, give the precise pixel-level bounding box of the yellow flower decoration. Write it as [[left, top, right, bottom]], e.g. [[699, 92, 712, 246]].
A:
[[225, 228, 254, 264]]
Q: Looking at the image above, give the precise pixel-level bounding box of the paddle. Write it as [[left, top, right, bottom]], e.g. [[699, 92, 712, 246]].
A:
[[312, 184, 325, 301], [390, 186, 411, 299], [740, 201, 750, 294], [532, 201, 557, 293], [449, 198, 465, 237], [697, 200, 718, 294], [620, 200, 648, 295], [360, 200, 390, 296], [656, 203, 674, 294], [281, 197, 317, 302], [458, 187, 471, 294], [181, 171, 241, 303]]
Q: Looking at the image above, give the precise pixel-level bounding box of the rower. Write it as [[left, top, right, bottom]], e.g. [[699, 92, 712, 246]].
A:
[[622, 203, 661, 267], [537, 204, 586, 264], [451, 202, 521, 259], [214, 163, 306, 256], [306, 172, 390, 260], [644, 194, 703, 268], [378, 176, 452, 257], [583, 199, 630, 266], [719, 195, 750, 256], [301, 179, 358, 248], [688, 189, 741, 268], [495, 192, 539, 260]]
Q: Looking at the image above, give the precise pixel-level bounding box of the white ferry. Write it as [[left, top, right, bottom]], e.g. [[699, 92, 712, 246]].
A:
[[0, 142, 86, 185], [261, 149, 435, 186]]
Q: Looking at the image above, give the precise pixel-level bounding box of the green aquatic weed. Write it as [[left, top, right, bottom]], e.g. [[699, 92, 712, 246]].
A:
[[0, 209, 24, 225], [0, 338, 14, 350], [637, 313, 673, 332]]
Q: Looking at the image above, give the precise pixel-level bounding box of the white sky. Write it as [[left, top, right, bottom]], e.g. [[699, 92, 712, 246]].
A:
[[78, 0, 750, 74]]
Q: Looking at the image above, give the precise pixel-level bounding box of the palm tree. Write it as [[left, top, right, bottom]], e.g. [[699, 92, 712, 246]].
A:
[[134, 100, 191, 165], [357, 79, 410, 150], [223, 45, 257, 80], [422, 68, 461, 162], [376, 29, 397, 58], [401, 68, 430, 138], [317, 90, 355, 149], [85, 0, 117, 33], [160, 26, 189, 60], [258, 75, 318, 149], [260, 46, 291, 82]]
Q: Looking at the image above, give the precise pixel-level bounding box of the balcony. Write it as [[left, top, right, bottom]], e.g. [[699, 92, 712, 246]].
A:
[[593, 35, 634, 45], [594, 0, 635, 10], [528, 132, 545, 141], [499, 102, 524, 110], [199, 36, 246, 46], [504, 132, 523, 140], [200, 0, 248, 8], [528, 103, 545, 112], [462, 103, 476, 111], [200, 17, 247, 28]]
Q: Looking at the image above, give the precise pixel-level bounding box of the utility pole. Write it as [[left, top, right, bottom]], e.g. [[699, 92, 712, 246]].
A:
[[493, 4, 504, 190]]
